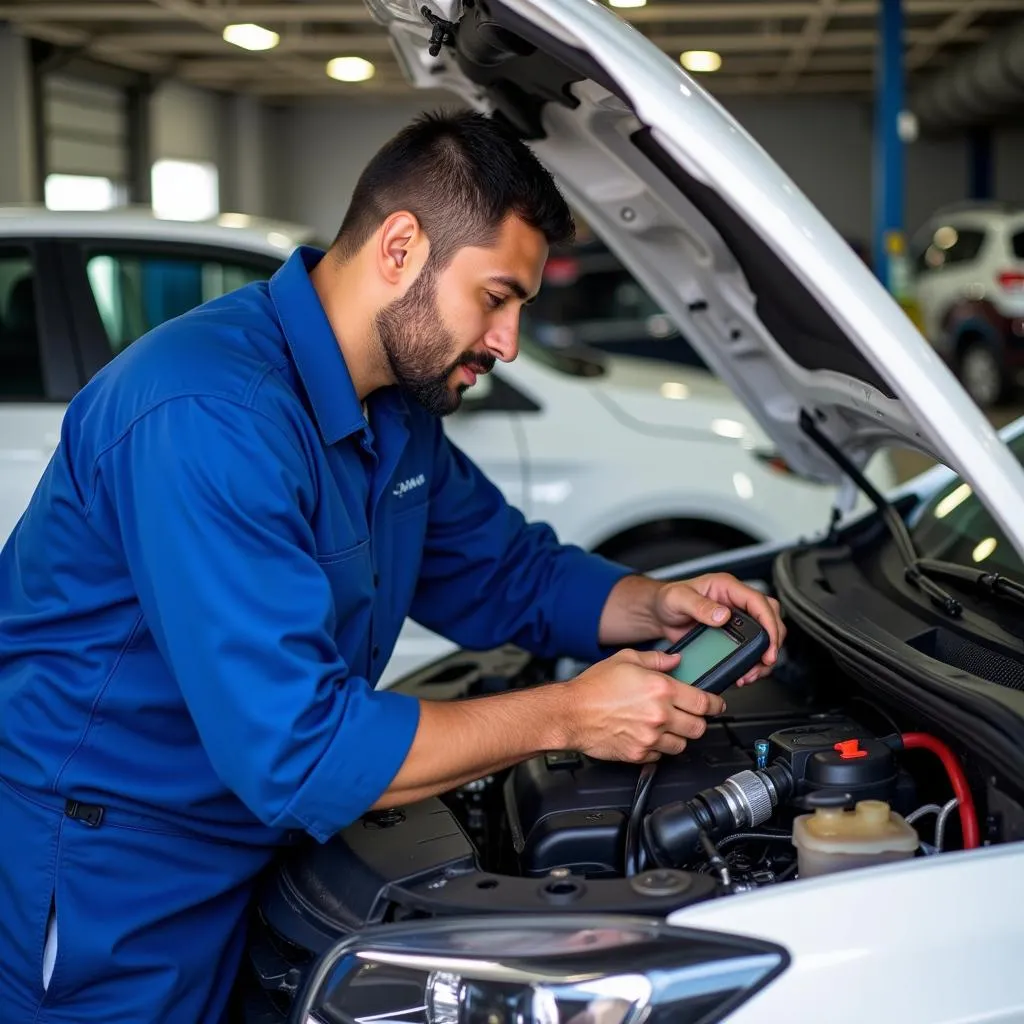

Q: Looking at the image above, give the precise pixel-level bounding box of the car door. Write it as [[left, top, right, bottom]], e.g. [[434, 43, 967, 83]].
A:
[[55, 238, 285, 381], [0, 239, 81, 543]]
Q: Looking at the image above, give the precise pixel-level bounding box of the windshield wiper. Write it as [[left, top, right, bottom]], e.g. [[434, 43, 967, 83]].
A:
[[798, 410, 963, 618], [914, 558, 1024, 610]]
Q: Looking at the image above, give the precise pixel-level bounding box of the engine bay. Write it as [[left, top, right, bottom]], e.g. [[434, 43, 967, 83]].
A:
[[240, 601, 1024, 1021]]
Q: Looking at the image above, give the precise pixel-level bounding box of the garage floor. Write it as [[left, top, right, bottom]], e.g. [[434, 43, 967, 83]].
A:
[[891, 401, 1023, 483]]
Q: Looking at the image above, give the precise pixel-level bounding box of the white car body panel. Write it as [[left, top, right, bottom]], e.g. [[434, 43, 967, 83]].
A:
[[670, 844, 1024, 1023]]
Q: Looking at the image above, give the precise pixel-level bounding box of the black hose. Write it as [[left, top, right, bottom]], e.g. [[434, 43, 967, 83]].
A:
[[624, 761, 658, 877], [698, 829, 732, 889]]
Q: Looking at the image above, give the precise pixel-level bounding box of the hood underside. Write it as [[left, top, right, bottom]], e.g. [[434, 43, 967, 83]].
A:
[[368, 0, 1024, 558]]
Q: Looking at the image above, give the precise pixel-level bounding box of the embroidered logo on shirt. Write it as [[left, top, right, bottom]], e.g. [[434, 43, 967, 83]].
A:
[[393, 474, 426, 498]]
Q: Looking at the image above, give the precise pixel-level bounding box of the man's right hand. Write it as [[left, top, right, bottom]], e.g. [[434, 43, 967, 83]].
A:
[[373, 649, 725, 811], [561, 649, 726, 763]]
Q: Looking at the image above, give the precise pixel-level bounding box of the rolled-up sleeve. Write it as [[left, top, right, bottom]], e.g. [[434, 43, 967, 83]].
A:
[[95, 394, 420, 843], [410, 427, 631, 661]]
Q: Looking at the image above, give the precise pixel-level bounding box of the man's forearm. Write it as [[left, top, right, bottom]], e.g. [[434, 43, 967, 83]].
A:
[[597, 573, 664, 647], [370, 684, 575, 809]]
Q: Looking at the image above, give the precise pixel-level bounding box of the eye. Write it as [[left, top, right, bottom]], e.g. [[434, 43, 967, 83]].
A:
[[485, 292, 506, 310]]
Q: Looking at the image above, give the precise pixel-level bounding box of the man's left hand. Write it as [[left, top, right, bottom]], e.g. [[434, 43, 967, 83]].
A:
[[652, 573, 786, 686]]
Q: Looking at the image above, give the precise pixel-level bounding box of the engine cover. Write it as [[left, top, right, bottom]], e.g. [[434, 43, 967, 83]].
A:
[[506, 720, 764, 877]]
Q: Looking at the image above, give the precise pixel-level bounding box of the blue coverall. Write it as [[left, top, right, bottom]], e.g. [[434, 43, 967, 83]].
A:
[[0, 247, 630, 1022]]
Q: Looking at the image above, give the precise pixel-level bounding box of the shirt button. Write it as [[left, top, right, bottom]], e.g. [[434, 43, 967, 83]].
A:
[[372, 645, 381, 660], [373, 573, 380, 587]]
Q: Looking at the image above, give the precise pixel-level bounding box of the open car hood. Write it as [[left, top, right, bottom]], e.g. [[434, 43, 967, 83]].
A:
[[366, 0, 1024, 557]]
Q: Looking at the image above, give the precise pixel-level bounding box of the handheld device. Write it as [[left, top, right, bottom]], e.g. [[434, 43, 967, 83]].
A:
[[663, 608, 769, 695]]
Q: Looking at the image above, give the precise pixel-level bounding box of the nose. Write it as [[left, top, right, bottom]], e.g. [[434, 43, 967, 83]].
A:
[[484, 306, 521, 364]]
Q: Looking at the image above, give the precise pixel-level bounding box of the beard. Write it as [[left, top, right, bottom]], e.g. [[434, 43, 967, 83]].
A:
[[374, 265, 495, 418]]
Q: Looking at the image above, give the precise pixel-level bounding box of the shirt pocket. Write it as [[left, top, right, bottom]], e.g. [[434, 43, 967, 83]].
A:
[[316, 539, 373, 644]]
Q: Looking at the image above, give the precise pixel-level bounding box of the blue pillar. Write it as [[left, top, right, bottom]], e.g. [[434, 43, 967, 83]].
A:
[[872, 0, 905, 291], [968, 127, 993, 200]]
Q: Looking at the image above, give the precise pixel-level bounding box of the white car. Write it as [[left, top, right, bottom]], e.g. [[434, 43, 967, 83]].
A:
[[233, 2, 1024, 1023], [0, 206, 890, 686], [910, 201, 1024, 407]]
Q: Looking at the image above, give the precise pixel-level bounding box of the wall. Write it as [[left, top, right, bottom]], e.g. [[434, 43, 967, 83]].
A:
[[268, 91, 1020, 244], [149, 81, 278, 218], [267, 93, 452, 237], [0, 26, 38, 204], [722, 95, 969, 241]]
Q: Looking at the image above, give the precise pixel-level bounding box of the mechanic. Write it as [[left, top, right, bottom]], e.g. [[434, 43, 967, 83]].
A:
[[0, 110, 784, 1023]]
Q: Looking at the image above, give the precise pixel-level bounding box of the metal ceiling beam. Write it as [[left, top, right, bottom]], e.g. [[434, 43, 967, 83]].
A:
[[649, 28, 983, 52], [92, 32, 396, 54], [85, 26, 989, 58], [176, 50, 888, 81], [906, 0, 990, 69], [0, 0, 1020, 22], [777, 0, 840, 87], [147, 0, 326, 84]]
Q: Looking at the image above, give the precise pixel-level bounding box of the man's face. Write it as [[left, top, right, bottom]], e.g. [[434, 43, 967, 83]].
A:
[[375, 215, 547, 417]]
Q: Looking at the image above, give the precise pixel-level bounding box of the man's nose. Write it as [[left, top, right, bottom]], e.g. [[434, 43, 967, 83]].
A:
[[485, 308, 521, 363]]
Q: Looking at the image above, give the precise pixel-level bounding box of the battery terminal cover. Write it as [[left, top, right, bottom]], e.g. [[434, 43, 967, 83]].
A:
[[793, 800, 919, 878]]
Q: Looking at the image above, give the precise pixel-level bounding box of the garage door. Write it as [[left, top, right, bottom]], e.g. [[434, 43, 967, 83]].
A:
[[43, 75, 129, 198]]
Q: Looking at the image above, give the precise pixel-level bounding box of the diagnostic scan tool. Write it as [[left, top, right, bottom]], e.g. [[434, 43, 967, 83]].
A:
[[664, 609, 769, 695]]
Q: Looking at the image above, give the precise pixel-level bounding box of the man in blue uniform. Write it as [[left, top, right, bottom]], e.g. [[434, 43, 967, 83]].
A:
[[0, 111, 784, 1022]]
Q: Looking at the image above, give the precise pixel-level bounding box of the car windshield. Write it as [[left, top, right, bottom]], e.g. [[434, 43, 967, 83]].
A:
[[911, 430, 1024, 577]]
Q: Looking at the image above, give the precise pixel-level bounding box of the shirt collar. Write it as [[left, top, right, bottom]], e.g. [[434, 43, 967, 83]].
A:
[[268, 246, 367, 446]]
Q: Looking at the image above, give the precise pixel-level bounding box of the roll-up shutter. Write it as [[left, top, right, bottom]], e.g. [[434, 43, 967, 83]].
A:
[[43, 75, 128, 189]]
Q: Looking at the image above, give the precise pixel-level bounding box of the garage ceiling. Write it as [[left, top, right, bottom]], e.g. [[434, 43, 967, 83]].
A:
[[3, 0, 1024, 100]]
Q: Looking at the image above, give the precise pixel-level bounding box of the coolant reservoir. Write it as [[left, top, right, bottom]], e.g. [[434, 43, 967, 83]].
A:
[[792, 800, 919, 878]]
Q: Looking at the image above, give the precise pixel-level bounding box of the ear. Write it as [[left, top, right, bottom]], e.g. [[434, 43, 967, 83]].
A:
[[376, 211, 429, 286]]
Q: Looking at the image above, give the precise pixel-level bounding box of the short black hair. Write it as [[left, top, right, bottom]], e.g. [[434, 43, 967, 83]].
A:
[[332, 109, 575, 267]]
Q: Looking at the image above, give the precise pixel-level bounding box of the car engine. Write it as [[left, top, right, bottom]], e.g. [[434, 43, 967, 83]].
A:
[[237, 636, 1005, 1022]]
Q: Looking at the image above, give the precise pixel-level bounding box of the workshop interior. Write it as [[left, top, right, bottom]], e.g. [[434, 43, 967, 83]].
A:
[[4, 1, 1024, 1022]]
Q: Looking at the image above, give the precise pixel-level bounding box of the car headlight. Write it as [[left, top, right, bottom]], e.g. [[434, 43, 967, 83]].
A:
[[290, 915, 787, 1024]]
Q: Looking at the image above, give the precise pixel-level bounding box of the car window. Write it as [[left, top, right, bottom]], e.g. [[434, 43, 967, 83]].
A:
[[0, 248, 45, 399], [84, 250, 280, 353], [911, 432, 1024, 577], [913, 225, 987, 275], [526, 247, 708, 371]]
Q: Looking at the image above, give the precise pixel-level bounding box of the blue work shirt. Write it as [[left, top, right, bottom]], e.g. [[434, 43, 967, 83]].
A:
[[0, 246, 630, 847]]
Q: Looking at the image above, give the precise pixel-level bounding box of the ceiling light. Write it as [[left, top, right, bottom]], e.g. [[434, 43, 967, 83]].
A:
[[327, 56, 376, 82], [222, 23, 279, 52], [609, 0, 647, 7], [680, 50, 723, 73]]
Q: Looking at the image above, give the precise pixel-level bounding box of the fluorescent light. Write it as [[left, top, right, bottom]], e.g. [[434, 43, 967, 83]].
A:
[[222, 23, 280, 51], [327, 56, 376, 82], [681, 50, 723, 73], [609, 0, 647, 7]]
